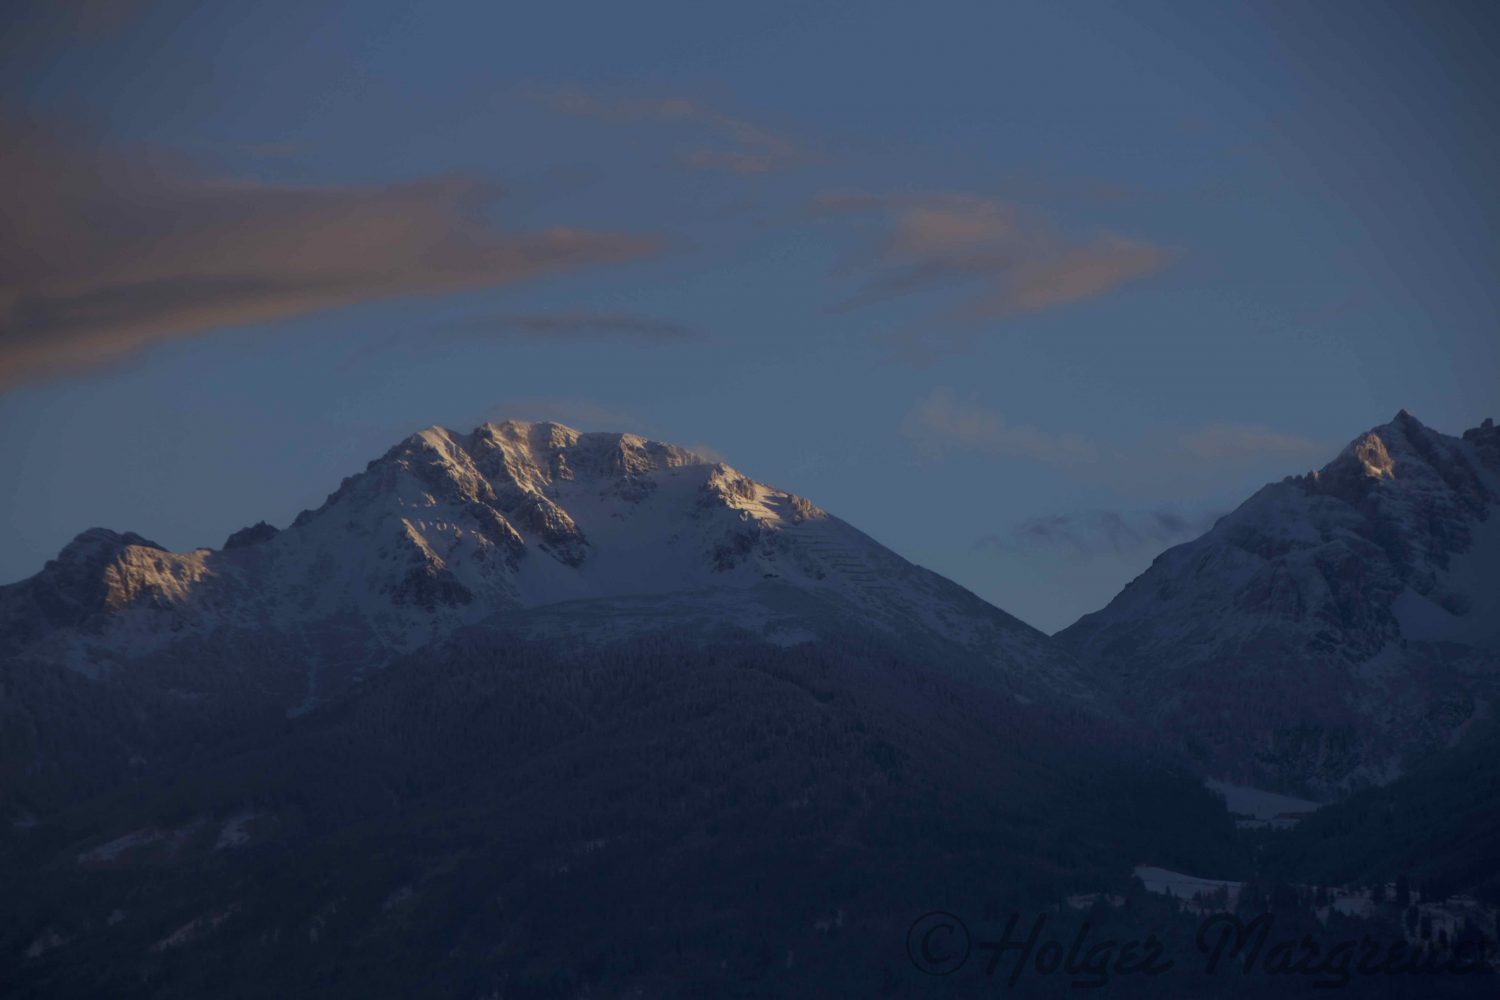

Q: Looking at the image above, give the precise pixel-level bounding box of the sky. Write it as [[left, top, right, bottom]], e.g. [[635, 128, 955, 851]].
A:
[[1, 0, 1496, 632]]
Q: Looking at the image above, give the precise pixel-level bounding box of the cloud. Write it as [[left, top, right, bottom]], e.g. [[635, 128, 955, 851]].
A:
[[900, 388, 1100, 466], [900, 389, 1333, 496], [544, 88, 807, 174], [977, 507, 1222, 562], [443, 312, 701, 344], [998, 235, 1166, 315], [680, 441, 729, 464], [1177, 423, 1327, 463], [814, 190, 1169, 339], [0, 113, 662, 390]]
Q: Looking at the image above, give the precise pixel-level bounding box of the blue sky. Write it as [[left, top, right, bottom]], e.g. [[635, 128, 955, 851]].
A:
[[2, 1, 1496, 630]]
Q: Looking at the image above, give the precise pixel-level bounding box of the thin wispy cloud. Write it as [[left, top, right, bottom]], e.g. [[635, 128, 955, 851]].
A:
[[444, 312, 701, 344], [815, 190, 1169, 348], [978, 507, 1222, 562], [0, 114, 662, 390], [1177, 423, 1328, 462], [544, 88, 808, 174], [901, 388, 1100, 466], [901, 389, 1330, 489]]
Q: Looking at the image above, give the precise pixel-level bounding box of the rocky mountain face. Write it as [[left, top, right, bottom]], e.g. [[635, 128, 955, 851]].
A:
[[0, 420, 1086, 815], [1059, 412, 1500, 797]]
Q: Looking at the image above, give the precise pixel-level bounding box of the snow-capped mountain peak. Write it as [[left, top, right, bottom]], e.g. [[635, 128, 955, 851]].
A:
[[2, 420, 1082, 714], [1059, 411, 1500, 795], [1334, 428, 1396, 481]]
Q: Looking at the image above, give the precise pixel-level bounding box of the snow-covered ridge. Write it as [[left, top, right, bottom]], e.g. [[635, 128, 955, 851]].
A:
[[1059, 411, 1500, 795], [1, 419, 1080, 711]]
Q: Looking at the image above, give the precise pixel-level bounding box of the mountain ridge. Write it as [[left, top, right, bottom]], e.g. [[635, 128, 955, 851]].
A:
[[1058, 410, 1500, 796], [4, 410, 1498, 997], [3, 417, 1068, 670], [7, 410, 1497, 811]]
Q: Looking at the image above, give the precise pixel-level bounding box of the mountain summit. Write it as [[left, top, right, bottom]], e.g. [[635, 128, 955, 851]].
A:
[[1059, 411, 1500, 795]]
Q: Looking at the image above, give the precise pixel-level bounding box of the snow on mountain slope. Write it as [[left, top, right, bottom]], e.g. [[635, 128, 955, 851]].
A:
[[1058, 411, 1500, 796], [0, 420, 1083, 714]]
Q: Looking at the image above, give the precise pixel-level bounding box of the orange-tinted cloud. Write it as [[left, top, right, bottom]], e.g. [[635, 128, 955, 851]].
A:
[[545, 88, 807, 174], [901, 388, 1100, 466], [444, 312, 702, 343], [815, 190, 1170, 328], [997, 235, 1167, 315], [901, 387, 1330, 492], [0, 114, 662, 389], [1177, 423, 1326, 462]]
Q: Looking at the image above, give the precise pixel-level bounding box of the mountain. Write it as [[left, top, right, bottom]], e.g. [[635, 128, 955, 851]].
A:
[[1059, 411, 1500, 797], [6, 414, 1498, 997], [0, 421, 1243, 998], [1, 420, 1086, 815]]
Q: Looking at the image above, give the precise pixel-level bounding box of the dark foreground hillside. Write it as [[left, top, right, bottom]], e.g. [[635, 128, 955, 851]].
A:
[[4, 628, 1246, 998], [1262, 720, 1500, 904]]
